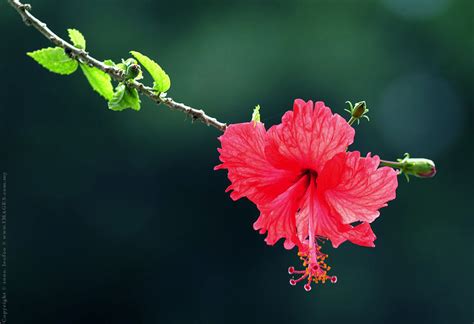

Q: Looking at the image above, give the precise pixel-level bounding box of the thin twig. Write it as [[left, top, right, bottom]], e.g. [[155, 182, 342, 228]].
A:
[[7, 0, 228, 132]]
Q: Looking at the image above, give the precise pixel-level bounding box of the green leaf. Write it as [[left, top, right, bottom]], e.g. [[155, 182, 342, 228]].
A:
[[123, 58, 137, 66], [67, 28, 86, 50], [116, 58, 135, 72], [130, 51, 170, 92], [108, 83, 126, 109], [104, 59, 115, 67], [27, 47, 78, 75], [116, 62, 126, 71], [108, 83, 141, 111], [79, 63, 114, 100]]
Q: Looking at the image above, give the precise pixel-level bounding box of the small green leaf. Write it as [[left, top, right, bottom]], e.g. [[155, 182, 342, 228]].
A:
[[116, 62, 126, 71], [67, 28, 86, 50], [130, 51, 170, 92], [252, 104, 261, 124], [123, 58, 137, 66], [109, 83, 126, 108], [116, 58, 134, 72], [104, 59, 115, 67], [80, 63, 114, 100], [108, 83, 141, 111], [27, 47, 78, 75]]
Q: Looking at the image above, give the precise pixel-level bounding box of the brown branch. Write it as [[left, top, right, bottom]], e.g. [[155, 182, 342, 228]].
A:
[[7, 0, 228, 132]]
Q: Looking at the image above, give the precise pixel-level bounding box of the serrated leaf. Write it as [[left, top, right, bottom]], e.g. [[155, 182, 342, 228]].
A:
[[80, 63, 114, 100], [130, 50, 170, 92], [67, 28, 86, 50], [108, 83, 141, 111], [27, 47, 78, 75]]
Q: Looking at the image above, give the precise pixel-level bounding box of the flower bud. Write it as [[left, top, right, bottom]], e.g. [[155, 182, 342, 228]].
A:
[[351, 101, 367, 118], [381, 154, 436, 182], [117, 58, 142, 80], [404, 158, 436, 178], [345, 100, 370, 125], [251, 104, 261, 125], [125, 63, 141, 80]]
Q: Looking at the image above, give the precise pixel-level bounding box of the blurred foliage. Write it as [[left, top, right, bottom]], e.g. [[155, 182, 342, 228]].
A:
[[0, 0, 472, 323]]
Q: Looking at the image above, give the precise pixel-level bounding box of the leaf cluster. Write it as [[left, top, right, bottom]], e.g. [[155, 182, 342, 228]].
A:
[[27, 29, 171, 112]]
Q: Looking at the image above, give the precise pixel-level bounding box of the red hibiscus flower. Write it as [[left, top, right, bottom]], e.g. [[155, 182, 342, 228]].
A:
[[215, 99, 398, 291]]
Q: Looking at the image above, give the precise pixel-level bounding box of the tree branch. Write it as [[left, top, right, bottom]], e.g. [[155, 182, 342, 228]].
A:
[[8, 0, 228, 132]]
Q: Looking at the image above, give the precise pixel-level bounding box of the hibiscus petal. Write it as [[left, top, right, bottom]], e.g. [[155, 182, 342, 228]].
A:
[[319, 151, 398, 224], [215, 122, 298, 206], [253, 175, 309, 247], [265, 99, 355, 172], [297, 180, 377, 248]]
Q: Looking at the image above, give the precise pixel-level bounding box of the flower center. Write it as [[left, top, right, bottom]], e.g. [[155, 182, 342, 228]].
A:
[[287, 243, 337, 292], [302, 169, 318, 181]]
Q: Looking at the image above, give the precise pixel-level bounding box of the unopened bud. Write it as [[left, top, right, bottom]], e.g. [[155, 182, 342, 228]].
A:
[[404, 158, 437, 178], [118, 58, 142, 80], [345, 100, 370, 125], [125, 63, 141, 80], [251, 104, 261, 126], [352, 101, 367, 118], [381, 153, 436, 182]]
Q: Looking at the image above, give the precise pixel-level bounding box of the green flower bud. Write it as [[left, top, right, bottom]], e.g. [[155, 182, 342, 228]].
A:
[[352, 101, 367, 118], [345, 100, 370, 125], [251, 104, 261, 125], [380, 153, 436, 182], [403, 158, 437, 178]]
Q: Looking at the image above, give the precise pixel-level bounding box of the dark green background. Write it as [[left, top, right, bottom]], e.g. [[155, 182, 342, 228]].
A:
[[1, 0, 473, 323]]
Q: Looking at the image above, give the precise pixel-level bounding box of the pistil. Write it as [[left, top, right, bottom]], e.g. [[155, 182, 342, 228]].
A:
[[288, 243, 337, 292]]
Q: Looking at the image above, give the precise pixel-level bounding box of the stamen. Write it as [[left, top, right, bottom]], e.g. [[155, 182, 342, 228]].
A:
[[293, 273, 308, 284], [287, 242, 337, 292]]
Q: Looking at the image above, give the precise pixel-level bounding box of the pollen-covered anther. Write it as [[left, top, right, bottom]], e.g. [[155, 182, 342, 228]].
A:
[[288, 244, 336, 292]]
